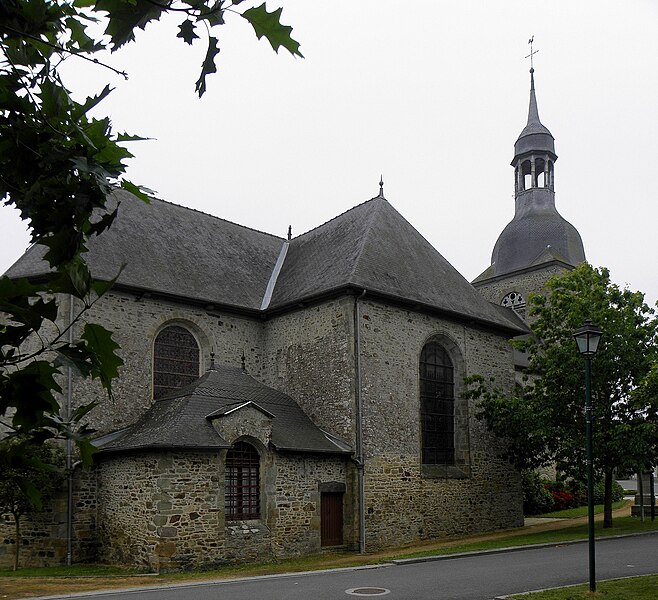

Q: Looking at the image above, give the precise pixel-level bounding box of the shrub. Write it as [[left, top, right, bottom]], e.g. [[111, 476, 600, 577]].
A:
[[593, 479, 625, 504], [521, 470, 554, 515]]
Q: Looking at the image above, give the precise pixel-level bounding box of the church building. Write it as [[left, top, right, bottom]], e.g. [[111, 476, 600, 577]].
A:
[[1, 68, 585, 571]]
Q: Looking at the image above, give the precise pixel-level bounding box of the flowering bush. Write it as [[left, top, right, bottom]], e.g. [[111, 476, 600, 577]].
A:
[[549, 488, 575, 510]]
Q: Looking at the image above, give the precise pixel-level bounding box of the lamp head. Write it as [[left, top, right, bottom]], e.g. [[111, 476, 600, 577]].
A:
[[573, 319, 603, 357]]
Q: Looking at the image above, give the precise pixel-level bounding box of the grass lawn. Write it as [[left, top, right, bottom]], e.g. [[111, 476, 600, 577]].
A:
[[509, 574, 658, 599], [535, 500, 627, 519]]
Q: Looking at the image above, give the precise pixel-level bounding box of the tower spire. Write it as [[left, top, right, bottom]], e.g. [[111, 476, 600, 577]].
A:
[[527, 68, 541, 126]]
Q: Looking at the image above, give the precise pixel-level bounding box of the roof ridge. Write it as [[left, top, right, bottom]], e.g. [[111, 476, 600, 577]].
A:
[[125, 192, 286, 242], [290, 196, 380, 240], [347, 197, 387, 282]]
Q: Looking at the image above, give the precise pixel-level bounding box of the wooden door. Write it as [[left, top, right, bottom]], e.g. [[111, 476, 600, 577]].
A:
[[321, 492, 343, 546]]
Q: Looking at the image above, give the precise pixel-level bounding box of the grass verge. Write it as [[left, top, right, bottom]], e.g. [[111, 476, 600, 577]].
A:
[[392, 515, 658, 560], [508, 574, 658, 599]]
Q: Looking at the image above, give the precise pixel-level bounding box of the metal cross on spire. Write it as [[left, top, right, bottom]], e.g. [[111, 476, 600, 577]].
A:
[[526, 36, 539, 70]]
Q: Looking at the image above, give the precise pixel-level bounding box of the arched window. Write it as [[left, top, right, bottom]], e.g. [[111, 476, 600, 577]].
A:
[[225, 442, 260, 520], [501, 291, 526, 312], [521, 159, 532, 191], [153, 325, 200, 400], [420, 342, 455, 465]]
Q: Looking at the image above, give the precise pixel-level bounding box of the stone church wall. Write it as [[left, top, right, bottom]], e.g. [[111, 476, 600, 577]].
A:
[[69, 290, 266, 436], [95, 449, 350, 571], [271, 453, 353, 555], [8, 288, 525, 568], [260, 297, 356, 443], [356, 299, 522, 549], [96, 451, 224, 571]]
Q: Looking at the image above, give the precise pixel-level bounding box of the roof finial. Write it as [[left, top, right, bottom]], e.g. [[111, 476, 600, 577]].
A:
[[526, 36, 538, 73], [241, 350, 246, 373], [378, 175, 385, 199], [287, 225, 292, 241], [209, 349, 216, 371]]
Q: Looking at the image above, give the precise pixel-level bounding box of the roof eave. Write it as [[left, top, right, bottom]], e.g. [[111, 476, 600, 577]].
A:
[[471, 258, 577, 287], [266, 284, 526, 336]]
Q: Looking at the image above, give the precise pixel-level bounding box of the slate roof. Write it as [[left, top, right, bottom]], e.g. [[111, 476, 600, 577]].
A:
[[473, 189, 586, 282], [95, 364, 352, 455], [6, 190, 284, 311], [5, 189, 526, 334], [269, 196, 525, 332]]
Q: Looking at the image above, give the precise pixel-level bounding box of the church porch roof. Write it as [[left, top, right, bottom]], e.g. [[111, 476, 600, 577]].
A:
[[94, 364, 352, 455]]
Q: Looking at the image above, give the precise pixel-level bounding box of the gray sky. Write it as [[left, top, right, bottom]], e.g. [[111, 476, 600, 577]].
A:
[[2, 0, 657, 309]]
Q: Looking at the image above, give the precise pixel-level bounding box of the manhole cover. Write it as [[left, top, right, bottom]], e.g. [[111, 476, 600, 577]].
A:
[[345, 588, 391, 596]]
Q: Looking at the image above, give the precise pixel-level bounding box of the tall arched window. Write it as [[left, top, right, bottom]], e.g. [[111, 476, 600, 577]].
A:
[[420, 342, 455, 465], [225, 442, 260, 520], [153, 325, 200, 400]]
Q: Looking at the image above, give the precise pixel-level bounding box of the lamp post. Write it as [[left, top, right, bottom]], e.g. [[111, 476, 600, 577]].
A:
[[573, 319, 603, 593]]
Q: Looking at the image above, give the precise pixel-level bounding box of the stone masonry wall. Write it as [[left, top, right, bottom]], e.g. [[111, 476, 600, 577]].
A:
[[68, 290, 265, 437], [356, 299, 523, 549], [271, 454, 352, 555], [474, 264, 568, 318], [96, 451, 223, 571], [260, 297, 356, 443], [0, 466, 97, 569], [96, 449, 351, 570]]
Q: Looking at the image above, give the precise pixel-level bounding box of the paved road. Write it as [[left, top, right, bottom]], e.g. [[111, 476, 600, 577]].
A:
[[41, 534, 657, 600]]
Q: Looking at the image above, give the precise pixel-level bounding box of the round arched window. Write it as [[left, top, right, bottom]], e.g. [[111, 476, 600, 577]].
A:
[[419, 342, 455, 465], [153, 325, 200, 400]]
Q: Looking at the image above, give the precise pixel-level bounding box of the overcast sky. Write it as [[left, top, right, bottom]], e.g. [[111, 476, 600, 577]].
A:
[[2, 0, 657, 309]]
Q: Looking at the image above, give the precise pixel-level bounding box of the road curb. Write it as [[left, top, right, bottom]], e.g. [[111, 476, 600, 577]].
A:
[[391, 530, 658, 565]]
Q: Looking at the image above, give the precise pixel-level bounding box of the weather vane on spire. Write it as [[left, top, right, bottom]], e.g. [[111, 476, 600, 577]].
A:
[[526, 36, 538, 71]]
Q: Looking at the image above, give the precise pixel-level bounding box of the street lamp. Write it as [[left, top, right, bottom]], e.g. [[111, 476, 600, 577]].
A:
[[573, 319, 603, 593]]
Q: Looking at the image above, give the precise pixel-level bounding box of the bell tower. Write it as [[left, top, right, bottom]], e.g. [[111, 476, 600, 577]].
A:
[[473, 64, 585, 320]]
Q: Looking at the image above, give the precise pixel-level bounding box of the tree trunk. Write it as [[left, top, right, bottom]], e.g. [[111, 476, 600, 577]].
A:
[[603, 468, 613, 528], [13, 513, 20, 571]]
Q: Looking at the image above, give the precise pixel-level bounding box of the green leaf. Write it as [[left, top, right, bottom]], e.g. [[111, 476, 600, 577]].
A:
[[97, 0, 165, 50], [90, 264, 125, 297], [177, 19, 199, 45], [195, 36, 220, 97], [80, 323, 123, 396], [121, 180, 153, 203], [77, 437, 98, 468], [242, 3, 303, 58], [116, 132, 149, 142], [80, 85, 114, 115], [203, 2, 225, 27]]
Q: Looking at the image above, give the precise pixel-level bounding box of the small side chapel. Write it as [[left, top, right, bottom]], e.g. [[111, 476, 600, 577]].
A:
[[1, 68, 585, 571]]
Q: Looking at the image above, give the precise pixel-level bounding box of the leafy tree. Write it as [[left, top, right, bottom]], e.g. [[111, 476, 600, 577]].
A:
[[630, 361, 658, 470], [0, 438, 65, 570], [0, 1, 301, 479], [468, 263, 658, 527]]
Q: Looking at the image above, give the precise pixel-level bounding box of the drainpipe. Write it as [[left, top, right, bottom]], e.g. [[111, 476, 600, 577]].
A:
[[353, 289, 367, 554], [66, 294, 74, 566], [66, 460, 82, 566]]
